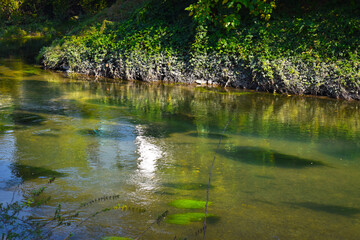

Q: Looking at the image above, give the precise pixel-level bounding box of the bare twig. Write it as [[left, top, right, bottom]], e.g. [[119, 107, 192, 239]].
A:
[[203, 118, 232, 240], [134, 210, 168, 240]]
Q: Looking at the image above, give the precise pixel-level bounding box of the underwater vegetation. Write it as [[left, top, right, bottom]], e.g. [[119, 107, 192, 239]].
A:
[[219, 146, 325, 168], [166, 213, 220, 225], [169, 199, 210, 209], [11, 163, 66, 181]]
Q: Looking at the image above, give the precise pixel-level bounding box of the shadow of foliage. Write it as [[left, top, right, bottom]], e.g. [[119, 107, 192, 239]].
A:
[[11, 111, 46, 126], [11, 163, 67, 181], [219, 146, 325, 168], [287, 202, 360, 217]]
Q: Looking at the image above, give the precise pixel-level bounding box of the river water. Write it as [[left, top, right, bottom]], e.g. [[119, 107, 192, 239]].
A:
[[1, 39, 360, 239]]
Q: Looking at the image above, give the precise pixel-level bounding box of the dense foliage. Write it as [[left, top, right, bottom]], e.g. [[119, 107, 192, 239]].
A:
[[0, 0, 116, 21], [186, 0, 276, 29], [1, 0, 360, 99]]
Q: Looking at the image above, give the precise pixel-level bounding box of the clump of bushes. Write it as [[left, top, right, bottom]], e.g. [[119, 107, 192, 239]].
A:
[[38, 0, 360, 99]]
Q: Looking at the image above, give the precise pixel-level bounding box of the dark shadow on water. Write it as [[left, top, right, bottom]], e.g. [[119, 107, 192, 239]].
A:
[[11, 163, 67, 181], [286, 202, 360, 217], [163, 183, 213, 190], [187, 132, 229, 139], [11, 111, 46, 126], [139, 122, 194, 139], [207, 215, 221, 224], [218, 146, 325, 168], [138, 124, 169, 138]]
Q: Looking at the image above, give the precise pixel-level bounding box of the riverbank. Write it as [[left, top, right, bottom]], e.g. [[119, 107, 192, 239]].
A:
[[6, 0, 360, 100]]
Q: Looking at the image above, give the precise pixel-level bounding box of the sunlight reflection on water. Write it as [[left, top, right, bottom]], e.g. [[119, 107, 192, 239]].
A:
[[135, 126, 165, 186]]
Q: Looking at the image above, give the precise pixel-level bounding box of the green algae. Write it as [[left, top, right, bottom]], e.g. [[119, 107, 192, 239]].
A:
[[169, 199, 210, 209], [166, 213, 220, 225]]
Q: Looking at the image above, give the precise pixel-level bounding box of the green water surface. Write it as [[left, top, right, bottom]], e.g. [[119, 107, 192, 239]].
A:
[[0, 40, 360, 240]]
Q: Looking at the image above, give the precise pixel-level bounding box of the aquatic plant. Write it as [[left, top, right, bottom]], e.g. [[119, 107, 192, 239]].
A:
[[169, 199, 210, 209], [173, 225, 207, 240], [133, 210, 169, 240], [0, 177, 76, 239], [166, 212, 219, 225], [79, 195, 122, 208]]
